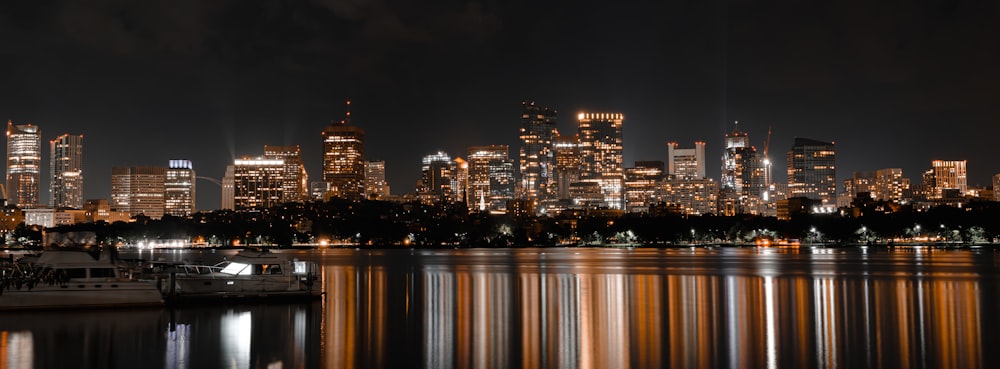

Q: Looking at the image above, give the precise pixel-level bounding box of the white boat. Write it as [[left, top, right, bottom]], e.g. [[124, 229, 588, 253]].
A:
[[160, 250, 320, 301], [1, 249, 164, 310]]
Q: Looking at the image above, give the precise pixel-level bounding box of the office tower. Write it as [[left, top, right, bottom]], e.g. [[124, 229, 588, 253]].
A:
[[994, 174, 1000, 202], [847, 168, 909, 203], [419, 152, 455, 202], [927, 160, 967, 199], [577, 112, 624, 209], [624, 161, 665, 213], [164, 160, 196, 217], [720, 125, 766, 215], [233, 157, 285, 210], [787, 137, 836, 205], [467, 145, 509, 211], [452, 157, 469, 204], [221, 165, 235, 210], [518, 101, 557, 201], [6, 121, 41, 208], [658, 177, 719, 215], [322, 100, 365, 199], [111, 166, 167, 219], [553, 133, 582, 200], [667, 141, 706, 179], [489, 158, 515, 210], [264, 145, 309, 203], [365, 160, 390, 200], [50, 133, 84, 208]]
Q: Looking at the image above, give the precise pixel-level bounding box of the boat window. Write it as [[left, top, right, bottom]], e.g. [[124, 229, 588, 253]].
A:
[[90, 268, 117, 278], [220, 262, 250, 275], [266, 264, 282, 275], [65, 268, 87, 279]]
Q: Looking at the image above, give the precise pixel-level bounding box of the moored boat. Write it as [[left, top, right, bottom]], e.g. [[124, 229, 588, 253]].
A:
[[158, 249, 320, 301], [1, 249, 164, 311]]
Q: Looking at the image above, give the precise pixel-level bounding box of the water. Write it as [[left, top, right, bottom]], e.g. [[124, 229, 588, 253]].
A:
[[2, 246, 999, 369]]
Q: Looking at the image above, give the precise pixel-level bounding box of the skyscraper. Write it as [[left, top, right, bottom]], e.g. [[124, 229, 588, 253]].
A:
[[264, 145, 309, 203], [625, 161, 665, 213], [577, 112, 624, 209], [165, 159, 196, 217], [847, 168, 909, 203], [787, 137, 836, 205], [233, 157, 285, 210], [419, 152, 455, 202], [365, 160, 390, 200], [552, 133, 582, 201], [720, 125, 766, 215], [7, 121, 41, 208], [111, 166, 166, 219], [518, 101, 557, 201], [467, 145, 509, 211], [322, 100, 365, 199], [667, 141, 706, 179], [50, 133, 84, 208]]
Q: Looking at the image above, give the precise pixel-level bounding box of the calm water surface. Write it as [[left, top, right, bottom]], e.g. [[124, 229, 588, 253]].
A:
[[2, 246, 999, 369]]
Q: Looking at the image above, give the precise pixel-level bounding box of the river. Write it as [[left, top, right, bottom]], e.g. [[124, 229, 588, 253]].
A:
[[2, 246, 998, 369]]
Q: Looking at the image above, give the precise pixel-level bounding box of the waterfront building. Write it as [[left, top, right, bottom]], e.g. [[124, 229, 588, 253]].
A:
[[6, 121, 41, 208], [553, 134, 582, 201], [111, 166, 166, 219], [365, 160, 390, 200], [164, 160, 196, 217], [49, 133, 84, 209], [926, 160, 967, 199], [322, 100, 365, 199], [489, 158, 515, 210], [233, 157, 285, 210], [624, 161, 665, 213], [467, 145, 509, 211], [518, 101, 558, 201], [265, 145, 309, 202], [577, 112, 624, 209], [720, 125, 766, 215], [786, 137, 836, 206], [667, 141, 706, 180], [657, 177, 719, 216], [419, 152, 455, 202], [845, 168, 909, 203]]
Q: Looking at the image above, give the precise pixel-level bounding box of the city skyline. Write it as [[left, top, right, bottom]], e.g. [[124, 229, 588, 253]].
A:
[[1, 1, 998, 209]]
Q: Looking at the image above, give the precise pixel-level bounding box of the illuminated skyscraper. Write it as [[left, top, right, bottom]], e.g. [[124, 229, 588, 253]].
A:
[[322, 100, 365, 199], [50, 133, 84, 208], [111, 166, 166, 219], [419, 152, 455, 202], [264, 145, 308, 203], [577, 112, 624, 209], [787, 137, 836, 205], [720, 125, 766, 215], [847, 168, 909, 203], [7, 121, 41, 208], [624, 161, 665, 213], [927, 160, 967, 199], [518, 100, 557, 201], [553, 133, 582, 200], [233, 157, 285, 210], [667, 141, 706, 179], [165, 160, 196, 217], [467, 145, 509, 211], [365, 160, 390, 200]]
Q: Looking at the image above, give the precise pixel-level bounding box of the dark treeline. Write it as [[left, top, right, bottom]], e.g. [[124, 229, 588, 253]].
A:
[[15, 199, 1000, 248]]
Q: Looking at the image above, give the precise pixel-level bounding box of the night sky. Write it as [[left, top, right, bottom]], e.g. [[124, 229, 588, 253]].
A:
[[1, 1, 998, 210]]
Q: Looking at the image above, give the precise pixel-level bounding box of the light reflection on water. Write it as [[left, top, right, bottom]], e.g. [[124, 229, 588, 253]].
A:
[[1, 247, 998, 368]]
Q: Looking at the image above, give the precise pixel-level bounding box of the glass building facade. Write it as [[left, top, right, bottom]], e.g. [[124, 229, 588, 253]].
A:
[[50, 133, 84, 209]]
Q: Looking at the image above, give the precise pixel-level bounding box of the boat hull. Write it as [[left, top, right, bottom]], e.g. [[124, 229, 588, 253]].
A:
[[0, 282, 164, 311]]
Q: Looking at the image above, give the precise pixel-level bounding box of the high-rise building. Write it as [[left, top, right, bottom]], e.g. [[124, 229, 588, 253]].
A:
[[847, 168, 909, 203], [720, 125, 766, 215], [577, 112, 624, 209], [467, 145, 509, 211], [322, 100, 365, 199], [165, 159, 196, 217], [265, 145, 309, 203], [418, 152, 455, 202], [489, 158, 515, 210], [553, 133, 582, 201], [624, 161, 665, 213], [221, 165, 235, 210], [7, 121, 41, 208], [658, 177, 719, 216], [452, 157, 469, 204], [927, 160, 967, 199], [518, 101, 558, 201], [365, 160, 390, 200], [50, 133, 84, 208], [233, 157, 285, 210], [667, 141, 706, 179], [787, 138, 836, 205], [111, 166, 166, 219]]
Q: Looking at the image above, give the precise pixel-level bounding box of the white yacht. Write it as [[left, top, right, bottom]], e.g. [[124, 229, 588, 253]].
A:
[[160, 250, 320, 301], [1, 249, 164, 310]]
